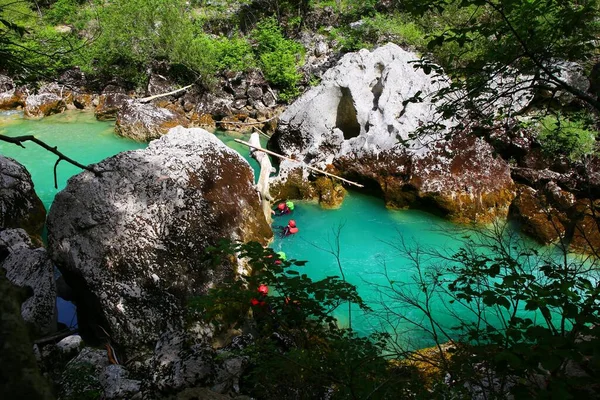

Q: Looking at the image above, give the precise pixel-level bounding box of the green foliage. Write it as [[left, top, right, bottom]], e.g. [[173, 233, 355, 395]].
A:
[[330, 12, 427, 52], [384, 224, 600, 398], [78, 0, 199, 85], [402, 0, 600, 139], [60, 362, 102, 400], [0, 0, 84, 82], [190, 240, 427, 399], [252, 17, 304, 101], [537, 113, 597, 162], [214, 35, 256, 72], [445, 234, 600, 398], [44, 0, 80, 25]]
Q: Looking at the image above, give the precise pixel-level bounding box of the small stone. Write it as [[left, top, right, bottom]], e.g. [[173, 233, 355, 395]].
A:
[[246, 86, 263, 100], [57, 335, 84, 354]]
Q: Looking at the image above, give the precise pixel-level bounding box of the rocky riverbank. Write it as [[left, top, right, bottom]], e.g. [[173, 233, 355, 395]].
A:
[[267, 43, 600, 251]]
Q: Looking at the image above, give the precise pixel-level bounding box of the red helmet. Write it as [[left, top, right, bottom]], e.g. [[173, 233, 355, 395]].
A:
[[288, 220, 296, 228], [278, 203, 286, 210], [258, 284, 269, 295]]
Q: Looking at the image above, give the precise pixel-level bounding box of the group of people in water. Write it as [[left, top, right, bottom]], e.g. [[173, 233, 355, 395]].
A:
[[250, 201, 301, 312], [272, 200, 299, 237]]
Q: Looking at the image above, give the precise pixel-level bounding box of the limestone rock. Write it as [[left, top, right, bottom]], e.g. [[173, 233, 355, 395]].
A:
[[95, 87, 129, 120], [37, 334, 84, 384], [315, 176, 346, 209], [147, 73, 177, 97], [409, 133, 515, 223], [0, 155, 46, 240], [541, 61, 589, 105], [0, 75, 26, 110], [24, 93, 66, 118], [0, 89, 26, 110], [475, 70, 534, 117], [0, 268, 54, 400], [56, 334, 84, 355], [58, 348, 109, 399], [270, 164, 318, 202], [0, 229, 57, 336], [272, 43, 452, 160], [47, 127, 272, 357], [571, 199, 600, 253], [194, 91, 234, 119], [0, 74, 14, 92], [509, 185, 566, 244], [58, 68, 88, 90], [99, 364, 142, 399], [298, 32, 338, 81], [150, 331, 217, 393], [270, 44, 514, 221], [115, 100, 189, 141]]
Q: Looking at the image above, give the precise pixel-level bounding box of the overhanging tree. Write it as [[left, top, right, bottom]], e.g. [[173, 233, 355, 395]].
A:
[[401, 0, 600, 131]]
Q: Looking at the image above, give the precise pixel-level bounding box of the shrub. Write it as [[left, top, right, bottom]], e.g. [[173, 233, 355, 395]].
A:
[[214, 35, 255, 72], [189, 240, 427, 399], [79, 0, 202, 86], [44, 0, 79, 25], [252, 17, 304, 101], [537, 113, 597, 162]]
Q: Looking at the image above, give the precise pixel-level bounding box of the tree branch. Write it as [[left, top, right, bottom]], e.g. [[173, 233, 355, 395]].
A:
[[0, 134, 101, 188]]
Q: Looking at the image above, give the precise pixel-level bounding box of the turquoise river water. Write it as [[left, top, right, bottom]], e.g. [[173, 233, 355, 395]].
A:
[[0, 110, 567, 349]]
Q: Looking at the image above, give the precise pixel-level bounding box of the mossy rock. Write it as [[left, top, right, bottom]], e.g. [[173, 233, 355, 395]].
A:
[[315, 176, 346, 209]]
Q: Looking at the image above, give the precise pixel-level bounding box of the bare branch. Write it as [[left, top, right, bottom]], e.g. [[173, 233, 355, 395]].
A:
[[0, 134, 101, 188]]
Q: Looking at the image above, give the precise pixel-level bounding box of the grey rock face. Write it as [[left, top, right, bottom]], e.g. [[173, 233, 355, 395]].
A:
[[0, 155, 46, 241], [59, 347, 110, 399], [543, 61, 590, 105], [0, 229, 57, 336], [47, 127, 272, 356], [99, 364, 142, 399], [272, 43, 452, 163], [95, 87, 129, 121], [150, 331, 217, 392], [0, 75, 24, 110], [0, 74, 14, 92], [270, 43, 515, 222], [56, 334, 84, 355], [115, 100, 189, 141]]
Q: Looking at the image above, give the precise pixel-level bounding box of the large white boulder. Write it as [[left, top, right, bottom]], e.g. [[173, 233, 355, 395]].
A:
[[270, 44, 515, 223]]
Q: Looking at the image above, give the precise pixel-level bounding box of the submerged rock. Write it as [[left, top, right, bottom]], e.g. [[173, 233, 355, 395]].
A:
[[47, 127, 272, 357], [0, 155, 46, 241], [115, 100, 189, 141], [0, 229, 57, 336], [270, 43, 515, 222]]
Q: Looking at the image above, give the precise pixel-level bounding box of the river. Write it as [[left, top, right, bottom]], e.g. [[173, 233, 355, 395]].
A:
[[1, 110, 576, 349]]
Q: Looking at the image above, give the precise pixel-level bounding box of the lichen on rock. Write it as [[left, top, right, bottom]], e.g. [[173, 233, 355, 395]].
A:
[[270, 43, 515, 222], [115, 100, 189, 141], [0, 155, 46, 242], [0, 229, 57, 337], [47, 127, 272, 358]]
